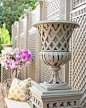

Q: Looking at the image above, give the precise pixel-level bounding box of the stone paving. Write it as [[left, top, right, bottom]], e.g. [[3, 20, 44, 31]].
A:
[[0, 83, 4, 108]]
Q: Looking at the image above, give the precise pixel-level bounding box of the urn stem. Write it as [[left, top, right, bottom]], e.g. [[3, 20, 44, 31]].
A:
[[49, 67, 63, 84]]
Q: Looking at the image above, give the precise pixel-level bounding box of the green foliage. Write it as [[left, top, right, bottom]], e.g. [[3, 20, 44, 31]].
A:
[[0, 0, 38, 35], [0, 23, 11, 53]]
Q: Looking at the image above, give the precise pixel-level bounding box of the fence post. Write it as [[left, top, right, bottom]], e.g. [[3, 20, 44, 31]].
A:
[[12, 24, 16, 48], [23, 10, 31, 79], [1, 66, 3, 83], [17, 21, 20, 48], [35, 0, 43, 83]]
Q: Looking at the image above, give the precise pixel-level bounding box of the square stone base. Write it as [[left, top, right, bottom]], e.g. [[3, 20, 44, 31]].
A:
[[30, 85, 83, 108]]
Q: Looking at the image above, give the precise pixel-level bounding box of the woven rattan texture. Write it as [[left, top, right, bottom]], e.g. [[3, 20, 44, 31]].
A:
[[71, 5, 86, 108]]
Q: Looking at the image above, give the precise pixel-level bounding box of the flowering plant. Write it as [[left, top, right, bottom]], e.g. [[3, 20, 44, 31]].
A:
[[1, 47, 31, 70]]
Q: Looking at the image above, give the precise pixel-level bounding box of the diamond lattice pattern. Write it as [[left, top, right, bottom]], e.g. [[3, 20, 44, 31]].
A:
[[27, 33, 36, 81], [44, 0, 59, 20], [8, 78, 31, 101], [38, 23, 74, 52], [73, 0, 86, 8], [42, 0, 59, 82], [71, 14, 86, 108], [3, 68, 10, 81]]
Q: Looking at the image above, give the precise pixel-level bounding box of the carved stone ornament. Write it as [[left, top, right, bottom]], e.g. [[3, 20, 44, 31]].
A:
[[33, 20, 79, 90]]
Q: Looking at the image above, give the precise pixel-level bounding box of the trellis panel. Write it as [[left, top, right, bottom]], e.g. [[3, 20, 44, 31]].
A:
[[20, 18, 26, 35], [44, 0, 59, 20], [15, 39, 17, 47], [70, 4, 86, 108], [29, 9, 37, 30], [19, 36, 25, 80], [20, 37, 25, 49], [26, 8, 37, 81], [27, 32, 36, 81], [42, 0, 60, 82], [73, 0, 86, 9], [14, 25, 17, 37], [2, 68, 11, 82]]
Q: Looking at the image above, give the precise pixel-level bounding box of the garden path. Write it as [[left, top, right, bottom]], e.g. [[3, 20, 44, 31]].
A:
[[0, 83, 4, 108]]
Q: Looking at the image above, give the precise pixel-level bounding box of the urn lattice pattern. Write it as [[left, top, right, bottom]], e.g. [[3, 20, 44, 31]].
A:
[[37, 23, 76, 52], [33, 21, 79, 90], [40, 52, 71, 67]]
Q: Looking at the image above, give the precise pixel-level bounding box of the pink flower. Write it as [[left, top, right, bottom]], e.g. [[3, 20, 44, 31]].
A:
[[7, 60, 11, 63], [15, 48, 19, 51], [10, 51, 15, 55], [1, 61, 5, 67], [1, 50, 5, 55], [15, 57, 19, 61], [21, 55, 26, 59], [11, 62, 16, 68], [27, 53, 31, 59], [19, 51, 23, 55], [1, 47, 31, 69], [23, 49, 28, 53], [16, 54, 20, 58], [22, 59, 26, 62]]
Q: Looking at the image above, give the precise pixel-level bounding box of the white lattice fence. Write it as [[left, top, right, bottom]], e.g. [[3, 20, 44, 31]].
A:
[[3, 68, 11, 81], [73, 0, 86, 8], [44, 0, 59, 20], [14, 25, 17, 37], [20, 18, 26, 34], [41, 0, 60, 82], [29, 9, 36, 29], [19, 18, 26, 79], [20, 37, 25, 49], [27, 32, 36, 81], [15, 40, 17, 47], [71, 4, 86, 108], [26, 8, 37, 81]]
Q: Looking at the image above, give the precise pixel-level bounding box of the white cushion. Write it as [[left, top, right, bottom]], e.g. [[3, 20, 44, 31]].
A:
[[4, 98, 31, 108]]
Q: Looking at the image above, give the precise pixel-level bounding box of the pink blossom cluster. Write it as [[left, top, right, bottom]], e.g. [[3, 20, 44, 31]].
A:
[[1, 47, 31, 70]]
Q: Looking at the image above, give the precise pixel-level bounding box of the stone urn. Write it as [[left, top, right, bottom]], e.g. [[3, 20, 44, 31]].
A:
[[33, 20, 79, 90], [1, 44, 13, 50]]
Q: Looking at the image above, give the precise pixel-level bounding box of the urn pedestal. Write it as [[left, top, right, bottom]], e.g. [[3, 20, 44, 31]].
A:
[[30, 85, 83, 108], [30, 20, 83, 108], [33, 20, 79, 90]]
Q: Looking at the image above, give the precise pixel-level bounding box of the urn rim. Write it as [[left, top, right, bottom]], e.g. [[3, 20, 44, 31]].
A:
[[1, 44, 13, 47], [33, 20, 79, 27]]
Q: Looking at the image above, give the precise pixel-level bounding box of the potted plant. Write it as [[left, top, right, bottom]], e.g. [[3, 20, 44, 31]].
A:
[[0, 47, 31, 78]]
